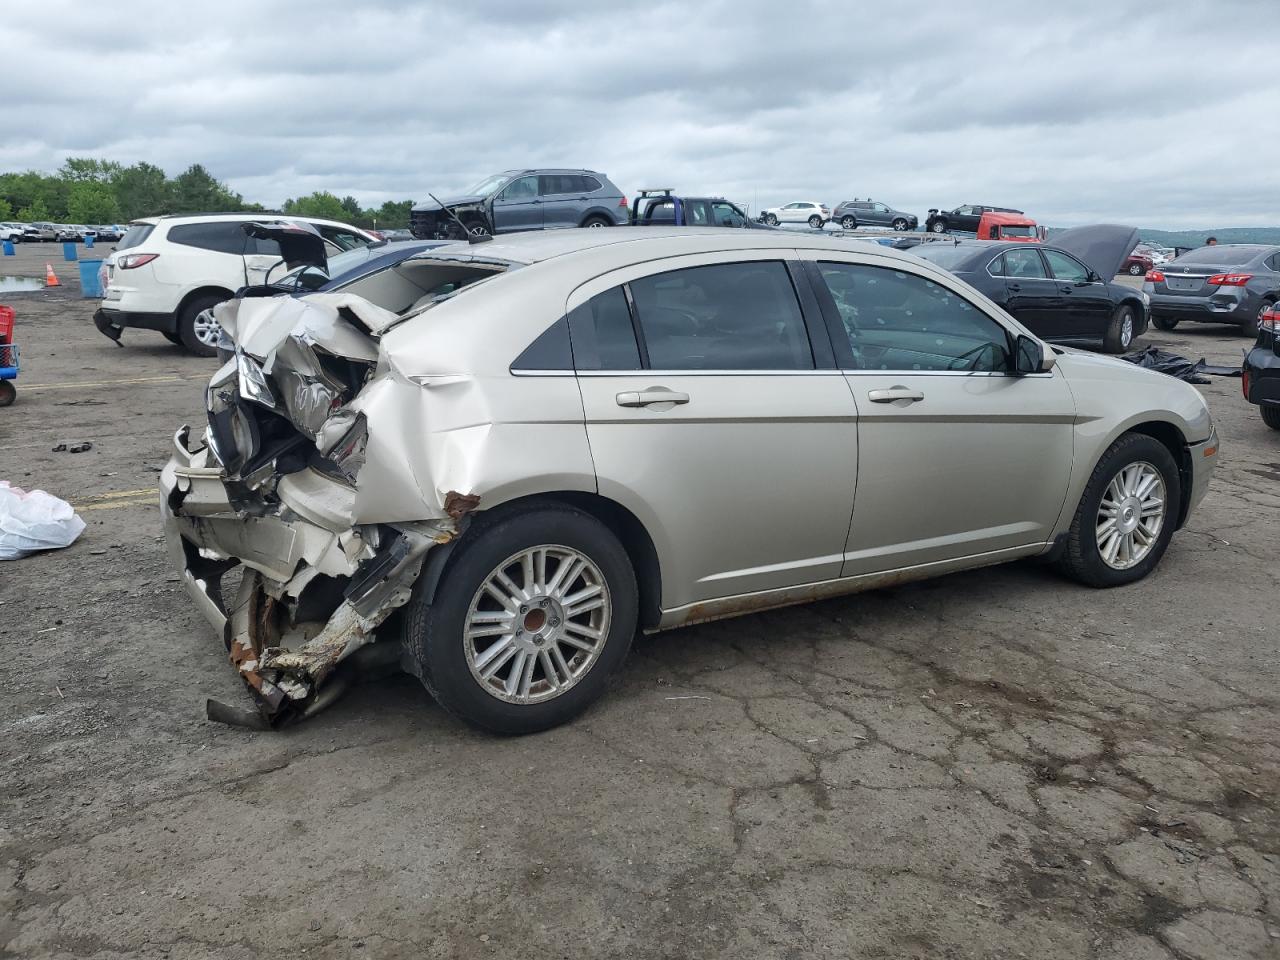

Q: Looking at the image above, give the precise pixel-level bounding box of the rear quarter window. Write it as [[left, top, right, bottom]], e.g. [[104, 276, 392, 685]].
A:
[[116, 224, 155, 250]]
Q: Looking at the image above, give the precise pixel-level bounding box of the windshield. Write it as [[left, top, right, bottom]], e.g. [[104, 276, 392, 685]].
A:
[[117, 223, 155, 250], [1173, 245, 1266, 265], [466, 174, 511, 197], [1000, 225, 1036, 237]]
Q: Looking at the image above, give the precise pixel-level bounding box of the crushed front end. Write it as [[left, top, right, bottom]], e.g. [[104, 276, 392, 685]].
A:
[[159, 293, 471, 728]]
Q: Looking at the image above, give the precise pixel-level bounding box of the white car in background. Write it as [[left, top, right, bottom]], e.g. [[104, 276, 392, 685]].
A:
[[0, 222, 27, 242], [93, 213, 378, 355], [761, 201, 831, 228]]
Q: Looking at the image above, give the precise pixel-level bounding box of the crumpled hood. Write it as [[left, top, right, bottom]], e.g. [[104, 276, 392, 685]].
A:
[[413, 194, 486, 212], [1051, 224, 1140, 279]]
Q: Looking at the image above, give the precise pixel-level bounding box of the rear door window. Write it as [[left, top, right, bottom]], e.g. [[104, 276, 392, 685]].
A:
[[1003, 248, 1049, 278], [628, 261, 813, 370], [166, 222, 247, 254]]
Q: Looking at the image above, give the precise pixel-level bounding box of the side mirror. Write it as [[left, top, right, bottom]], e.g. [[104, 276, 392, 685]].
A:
[[1014, 334, 1055, 374]]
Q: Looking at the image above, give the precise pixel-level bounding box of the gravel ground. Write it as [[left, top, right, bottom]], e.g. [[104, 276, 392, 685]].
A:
[[0, 240, 1276, 960]]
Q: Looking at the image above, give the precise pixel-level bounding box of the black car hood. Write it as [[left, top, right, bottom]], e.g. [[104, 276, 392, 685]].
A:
[[242, 221, 328, 270], [1051, 224, 1139, 279]]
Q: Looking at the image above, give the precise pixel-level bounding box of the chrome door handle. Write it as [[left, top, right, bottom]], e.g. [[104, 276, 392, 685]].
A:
[[867, 386, 924, 404], [616, 388, 690, 407]]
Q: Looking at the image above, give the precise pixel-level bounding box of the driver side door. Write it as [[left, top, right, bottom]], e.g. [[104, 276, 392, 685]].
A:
[[799, 252, 1075, 575], [491, 176, 542, 232]]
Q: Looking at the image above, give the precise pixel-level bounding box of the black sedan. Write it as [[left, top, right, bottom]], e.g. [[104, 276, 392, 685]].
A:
[[910, 226, 1149, 353], [1243, 303, 1280, 430]]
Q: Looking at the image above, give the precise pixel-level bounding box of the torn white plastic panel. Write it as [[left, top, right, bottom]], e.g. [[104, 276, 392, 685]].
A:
[[214, 293, 388, 363]]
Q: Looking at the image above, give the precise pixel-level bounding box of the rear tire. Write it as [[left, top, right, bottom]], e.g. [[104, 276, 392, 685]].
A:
[[1128, 263, 1144, 276], [1242, 300, 1273, 338], [581, 215, 612, 228], [1152, 315, 1178, 331], [929, 219, 948, 234], [1103, 304, 1137, 353], [1058, 433, 1180, 588], [0, 380, 15, 407], [1261, 405, 1280, 430], [808, 215, 823, 229], [403, 503, 638, 734], [177, 295, 226, 357]]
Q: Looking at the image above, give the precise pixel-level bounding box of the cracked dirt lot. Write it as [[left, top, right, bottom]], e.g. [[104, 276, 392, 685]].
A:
[[0, 246, 1277, 960]]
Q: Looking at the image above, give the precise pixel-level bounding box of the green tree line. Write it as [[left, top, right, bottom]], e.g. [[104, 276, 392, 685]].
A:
[[0, 157, 415, 230]]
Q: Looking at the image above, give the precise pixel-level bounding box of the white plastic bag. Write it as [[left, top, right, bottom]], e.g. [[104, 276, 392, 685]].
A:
[[0, 481, 86, 560]]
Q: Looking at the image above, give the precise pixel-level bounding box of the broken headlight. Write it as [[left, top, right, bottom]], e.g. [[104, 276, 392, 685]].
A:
[[237, 351, 277, 409], [318, 411, 368, 484]]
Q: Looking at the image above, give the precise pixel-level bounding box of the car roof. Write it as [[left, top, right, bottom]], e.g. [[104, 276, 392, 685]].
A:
[[406, 226, 928, 268], [129, 213, 370, 231]]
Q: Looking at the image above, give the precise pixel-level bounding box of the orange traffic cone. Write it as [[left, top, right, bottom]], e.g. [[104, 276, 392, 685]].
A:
[[44, 263, 60, 287]]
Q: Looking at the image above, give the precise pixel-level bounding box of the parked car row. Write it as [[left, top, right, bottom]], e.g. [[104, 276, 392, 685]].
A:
[[754, 200, 1033, 236], [4, 221, 121, 242]]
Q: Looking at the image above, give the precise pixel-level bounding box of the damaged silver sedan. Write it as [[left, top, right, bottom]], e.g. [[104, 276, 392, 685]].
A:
[[162, 229, 1218, 734]]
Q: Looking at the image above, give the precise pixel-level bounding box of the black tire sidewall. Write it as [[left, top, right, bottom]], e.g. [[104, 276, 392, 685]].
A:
[[1152, 315, 1178, 331], [1064, 435, 1181, 587], [1105, 305, 1135, 353], [177, 295, 226, 357], [1260, 405, 1280, 430], [407, 505, 638, 734], [841, 216, 856, 230]]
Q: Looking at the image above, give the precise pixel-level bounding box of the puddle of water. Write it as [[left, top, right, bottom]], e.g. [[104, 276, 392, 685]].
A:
[[0, 277, 47, 292]]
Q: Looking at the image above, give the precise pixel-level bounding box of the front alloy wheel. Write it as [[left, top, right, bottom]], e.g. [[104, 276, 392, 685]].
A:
[[464, 545, 611, 704], [1095, 462, 1166, 570], [840, 215, 856, 230]]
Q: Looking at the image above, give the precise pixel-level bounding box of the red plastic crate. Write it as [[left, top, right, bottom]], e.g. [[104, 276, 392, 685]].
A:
[[0, 305, 13, 342]]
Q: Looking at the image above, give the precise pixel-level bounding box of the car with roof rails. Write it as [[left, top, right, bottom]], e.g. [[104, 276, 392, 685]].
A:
[[831, 199, 917, 232], [911, 225, 1150, 352], [410, 169, 627, 239], [926, 204, 1025, 235], [628, 189, 766, 229], [159, 227, 1216, 735], [760, 201, 830, 228], [92, 212, 378, 356], [1144, 243, 1280, 337], [0, 222, 26, 243]]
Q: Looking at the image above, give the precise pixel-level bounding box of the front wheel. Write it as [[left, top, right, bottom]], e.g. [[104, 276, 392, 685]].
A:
[[404, 503, 638, 734], [1152, 315, 1178, 331], [1103, 304, 1137, 353], [929, 219, 947, 234], [766, 214, 779, 226], [840, 215, 856, 230], [892, 218, 908, 231], [177, 297, 226, 357], [1058, 434, 1180, 588]]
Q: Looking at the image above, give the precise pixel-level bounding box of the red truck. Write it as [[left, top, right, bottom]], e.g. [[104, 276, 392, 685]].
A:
[[976, 211, 1043, 242]]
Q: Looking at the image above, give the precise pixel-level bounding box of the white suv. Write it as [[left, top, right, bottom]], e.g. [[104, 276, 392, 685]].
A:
[[93, 213, 377, 355], [760, 201, 831, 228]]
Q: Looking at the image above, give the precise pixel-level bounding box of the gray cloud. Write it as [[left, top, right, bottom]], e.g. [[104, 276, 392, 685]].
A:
[[3, 0, 1278, 227]]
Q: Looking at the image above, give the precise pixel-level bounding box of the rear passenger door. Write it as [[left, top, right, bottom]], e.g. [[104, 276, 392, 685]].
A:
[[570, 254, 860, 612], [539, 174, 583, 229], [995, 247, 1058, 336]]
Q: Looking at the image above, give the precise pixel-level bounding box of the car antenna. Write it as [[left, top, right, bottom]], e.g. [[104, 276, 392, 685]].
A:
[[429, 193, 492, 244]]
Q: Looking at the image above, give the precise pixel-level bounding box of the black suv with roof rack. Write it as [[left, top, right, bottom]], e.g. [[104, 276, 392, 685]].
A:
[[410, 169, 627, 239], [925, 204, 1024, 235], [628, 189, 768, 229]]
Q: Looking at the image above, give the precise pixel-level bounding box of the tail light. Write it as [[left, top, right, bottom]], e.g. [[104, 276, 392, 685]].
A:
[[1260, 306, 1279, 333], [1208, 273, 1252, 286], [117, 253, 158, 269], [1145, 269, 1164, 282], [1242, 367, 1250, 400], [617, 197, 628, 208]]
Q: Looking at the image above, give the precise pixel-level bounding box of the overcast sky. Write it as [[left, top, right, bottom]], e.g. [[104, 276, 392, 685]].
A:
[[5, 0, 1278, 227]]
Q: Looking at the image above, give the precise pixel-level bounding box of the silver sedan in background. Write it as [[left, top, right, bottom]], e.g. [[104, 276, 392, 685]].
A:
[[160, 229, 1218, 734]]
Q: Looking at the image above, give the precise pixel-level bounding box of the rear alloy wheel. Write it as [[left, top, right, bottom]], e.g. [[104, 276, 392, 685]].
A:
[[766, 214, 779, 226], [404, 504, 638, 734], [808, 214, 823, 229], [840, 215, 857, 230], [1104, 304, 1137, 353], [177, 296, 226, 357], [1128, 262, 1144, 276], [930, 219, 948, 234], [892, 218, 909, 231], [581, 215, 612, 228], [1152, 315, 1178, 331], [1058, 433, 1179, 587]]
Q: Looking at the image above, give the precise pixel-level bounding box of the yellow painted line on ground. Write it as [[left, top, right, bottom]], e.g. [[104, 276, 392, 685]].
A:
[[73, 488, 156, 504], [21, 375, 199, 392], [76, 495, 157, 512]]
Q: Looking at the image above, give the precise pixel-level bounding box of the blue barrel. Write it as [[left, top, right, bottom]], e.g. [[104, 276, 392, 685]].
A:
[[79, 258, 104, 299], [63, 241, 78, 261], [1, 240, 13, 256], [85, 235, 95, 249]]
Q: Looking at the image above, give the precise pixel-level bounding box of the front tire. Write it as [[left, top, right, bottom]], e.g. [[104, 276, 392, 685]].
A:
[[404, 503, 638, 734], [929, 219, 948, 234], [177, 297, 225, 357], [1152, 315, 1178, 331], [1058, 434, 1180, 588], [892, 218, 908, 231], [1103, 304, 1137, 353], [766, 214, 779, 226], [840, 215, 856, 230]]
